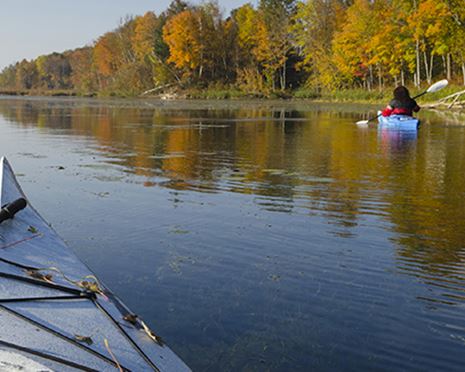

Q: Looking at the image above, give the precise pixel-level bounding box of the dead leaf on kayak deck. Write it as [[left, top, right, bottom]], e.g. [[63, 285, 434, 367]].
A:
[[74, 334, 93, 345], [27, 226, 38, 233], [269, 274, 281, 282], [169, 226, 190, 234], [26, 269, 53, 283]]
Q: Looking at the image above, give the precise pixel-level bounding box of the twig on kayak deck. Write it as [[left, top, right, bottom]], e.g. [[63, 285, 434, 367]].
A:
[[94, 300, 161, 371], [0, 233, 43, 250], [31, 266, 106, 297], [0, 304, 129, 370], [104, 339, 124, 372], [141, 320, 164, 345]]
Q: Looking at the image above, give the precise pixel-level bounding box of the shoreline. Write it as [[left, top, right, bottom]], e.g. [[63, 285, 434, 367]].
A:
[[0, 87, 462, 111], [0, 90, 400, 106]]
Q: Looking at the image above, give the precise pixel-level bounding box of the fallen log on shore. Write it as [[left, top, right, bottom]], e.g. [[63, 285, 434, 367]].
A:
[[424, 89, 465, 109], [140, 83, 175, 96]]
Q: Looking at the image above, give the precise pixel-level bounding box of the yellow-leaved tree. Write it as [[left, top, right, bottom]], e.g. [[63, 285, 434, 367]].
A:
[[408, 0, 451, 84], [332, 0, 378, 89], [132, 12, 158, 62], [253, 0, 296, 91], [291, 0, 347, 90]]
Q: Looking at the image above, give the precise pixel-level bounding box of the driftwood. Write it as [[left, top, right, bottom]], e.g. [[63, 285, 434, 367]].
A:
[[140, 84, 175, 96], [424, 89, 465, 109]]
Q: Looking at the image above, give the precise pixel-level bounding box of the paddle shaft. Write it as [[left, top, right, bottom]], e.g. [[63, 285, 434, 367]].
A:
[[412, 91, 427, 100]]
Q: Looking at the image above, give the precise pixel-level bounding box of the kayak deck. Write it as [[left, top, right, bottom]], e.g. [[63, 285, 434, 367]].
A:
[[0, 157, 190, 371], [377, 111, 420, 130]]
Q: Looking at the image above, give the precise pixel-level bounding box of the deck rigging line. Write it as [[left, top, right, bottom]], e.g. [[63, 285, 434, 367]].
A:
[[0, 303, 130, 370], [0, 339, 99, 372], [0, 252, 161, 371]]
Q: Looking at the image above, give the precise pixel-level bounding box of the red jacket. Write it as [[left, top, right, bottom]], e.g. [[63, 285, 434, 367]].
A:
[[382, 98, 420, 117]]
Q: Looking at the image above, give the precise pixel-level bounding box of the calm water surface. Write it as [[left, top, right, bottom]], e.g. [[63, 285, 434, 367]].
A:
[[1, 97, 465, 371]]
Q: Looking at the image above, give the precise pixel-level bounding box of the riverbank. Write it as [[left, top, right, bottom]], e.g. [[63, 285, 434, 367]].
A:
[[0, 89, 90, 97], [0, 84, 462, 105]]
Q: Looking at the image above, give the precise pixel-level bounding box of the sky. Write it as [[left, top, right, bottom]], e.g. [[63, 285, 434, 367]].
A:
[[0, 0, 256, 70]]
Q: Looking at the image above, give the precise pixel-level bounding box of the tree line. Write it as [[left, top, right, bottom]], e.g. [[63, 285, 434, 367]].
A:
[[1, 0, 464, 97]]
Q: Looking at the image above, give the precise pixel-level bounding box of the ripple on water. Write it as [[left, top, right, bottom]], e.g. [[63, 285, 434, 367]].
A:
[[2, 98, 465, 370]]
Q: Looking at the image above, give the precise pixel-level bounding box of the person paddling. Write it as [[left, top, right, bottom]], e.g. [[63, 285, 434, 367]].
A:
[[382, 86, 420, 117]]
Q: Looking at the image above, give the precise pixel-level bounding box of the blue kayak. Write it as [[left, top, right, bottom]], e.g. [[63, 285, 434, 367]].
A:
[[377, 111, 420, 130], [0, 157, 190, 371]]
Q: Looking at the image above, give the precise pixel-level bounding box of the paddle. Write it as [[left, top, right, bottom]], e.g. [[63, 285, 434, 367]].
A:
[[356, 79, 449, 126]]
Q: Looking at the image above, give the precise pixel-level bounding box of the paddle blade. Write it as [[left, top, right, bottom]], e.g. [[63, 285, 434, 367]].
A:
[[356, 120, 369, 126], [426, 79, 448, 93]]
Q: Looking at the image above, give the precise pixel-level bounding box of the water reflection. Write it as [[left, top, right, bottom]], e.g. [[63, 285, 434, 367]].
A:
[[0, 99, 365, 212], [378, 127, 418, 152], [1, 97, 465, 370], [2, 98, 465, 268]]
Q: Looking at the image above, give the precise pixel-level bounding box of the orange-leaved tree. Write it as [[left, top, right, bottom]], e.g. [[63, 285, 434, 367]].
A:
[[163, 9, 203, 81], [163, 2, 231, 84]]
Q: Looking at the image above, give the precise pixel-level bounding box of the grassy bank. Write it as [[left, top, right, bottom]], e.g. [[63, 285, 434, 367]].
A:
[[0, 84, 462, 104], [0, 89, 93, 97], [294, 84, 463, 104], [183, 84, 463, 105]]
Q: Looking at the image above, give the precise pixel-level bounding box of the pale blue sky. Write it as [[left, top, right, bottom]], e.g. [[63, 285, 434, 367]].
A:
[[0, 0, 256, 70]]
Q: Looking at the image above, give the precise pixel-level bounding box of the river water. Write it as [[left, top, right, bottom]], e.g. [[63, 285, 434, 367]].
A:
[[1, 96, 465, 371]]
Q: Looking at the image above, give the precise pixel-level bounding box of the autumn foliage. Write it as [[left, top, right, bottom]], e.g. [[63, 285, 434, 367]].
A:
[[1, 0, 464, 96]]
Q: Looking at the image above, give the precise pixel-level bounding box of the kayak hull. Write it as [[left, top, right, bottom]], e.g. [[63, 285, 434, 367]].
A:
[[377, 111, 420, 130], [0, 157, 190, 371]]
